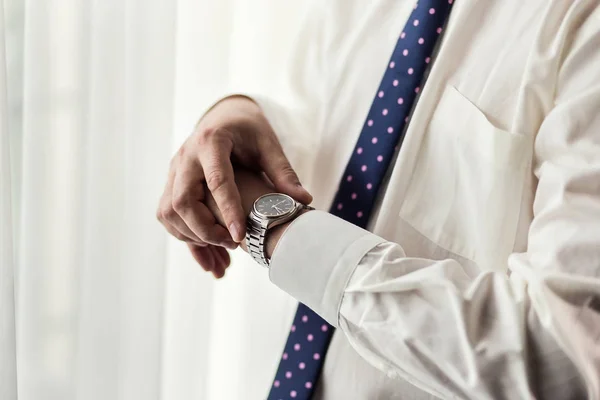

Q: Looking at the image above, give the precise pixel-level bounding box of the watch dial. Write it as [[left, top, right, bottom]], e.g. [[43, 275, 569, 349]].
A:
[[255, 194, 295, 217]]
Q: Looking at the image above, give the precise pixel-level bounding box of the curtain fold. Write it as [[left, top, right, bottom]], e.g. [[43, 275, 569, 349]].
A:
[[1, 1, 305, 399], [1, 0, 18, 397]]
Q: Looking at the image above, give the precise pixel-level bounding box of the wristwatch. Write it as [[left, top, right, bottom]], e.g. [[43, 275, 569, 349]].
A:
[[246, 193, 313, 267]]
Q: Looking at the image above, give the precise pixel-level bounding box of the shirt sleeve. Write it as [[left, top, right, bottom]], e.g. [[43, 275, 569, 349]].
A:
[[269, 9, 600, 400]]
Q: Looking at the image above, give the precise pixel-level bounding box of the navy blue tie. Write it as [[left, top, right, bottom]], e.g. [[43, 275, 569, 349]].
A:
[[268, 1, 454, 398]]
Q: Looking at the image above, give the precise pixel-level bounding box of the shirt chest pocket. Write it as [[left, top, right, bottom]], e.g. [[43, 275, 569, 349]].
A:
[[399, 84, 534, 271]]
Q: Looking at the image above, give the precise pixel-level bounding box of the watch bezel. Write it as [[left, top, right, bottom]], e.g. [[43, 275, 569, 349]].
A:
[[252, 193, 297, 219]]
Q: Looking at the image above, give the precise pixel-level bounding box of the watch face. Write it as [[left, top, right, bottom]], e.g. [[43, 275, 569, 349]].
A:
[[254, 193, 295, 217]]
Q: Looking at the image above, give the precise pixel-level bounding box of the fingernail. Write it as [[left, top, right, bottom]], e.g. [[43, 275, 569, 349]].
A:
[[229, 222, 244, 243], [223, 241, 238, 250]]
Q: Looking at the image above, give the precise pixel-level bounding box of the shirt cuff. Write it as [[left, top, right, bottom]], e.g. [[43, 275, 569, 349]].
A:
[[269, 210, 385, 327]]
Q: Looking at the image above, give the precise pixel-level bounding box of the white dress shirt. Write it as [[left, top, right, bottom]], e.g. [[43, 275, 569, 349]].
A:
[[218, 0, 600, 398]]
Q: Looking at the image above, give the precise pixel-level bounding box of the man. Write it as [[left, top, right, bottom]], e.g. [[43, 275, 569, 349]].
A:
[[157, 0, 600, 398]]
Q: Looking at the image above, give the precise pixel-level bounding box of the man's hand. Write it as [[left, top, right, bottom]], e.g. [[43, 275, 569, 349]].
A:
[[203, 168, 305, 259], [156, 96, 312, 277]]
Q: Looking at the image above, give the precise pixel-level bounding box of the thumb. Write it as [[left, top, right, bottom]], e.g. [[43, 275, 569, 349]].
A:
[[260, 145, 313, 204]]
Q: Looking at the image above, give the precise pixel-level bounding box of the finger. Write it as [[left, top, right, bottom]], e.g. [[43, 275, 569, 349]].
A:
[[209, 246, 227, 279], [159, 196, 208, 246], [172, 162, 237, 248], [214, 247, 231, 277], [259, 139, 313, 204], [198, 131, 246, 243], [157, 160, 207, 245], [187, 243, 217, 273], [213, 246, 231, 270], [162, 220, 195, 243], [168, 212, 209, 246]]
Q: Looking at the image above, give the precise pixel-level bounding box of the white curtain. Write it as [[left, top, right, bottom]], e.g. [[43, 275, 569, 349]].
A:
[[0, 1, 307, 399]]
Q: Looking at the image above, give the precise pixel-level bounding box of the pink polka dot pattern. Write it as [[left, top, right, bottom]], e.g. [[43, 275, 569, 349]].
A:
[[268, 2, 454, 398]]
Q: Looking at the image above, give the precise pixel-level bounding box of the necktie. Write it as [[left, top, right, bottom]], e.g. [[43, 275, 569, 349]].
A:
[[268, 1, 454, 398]]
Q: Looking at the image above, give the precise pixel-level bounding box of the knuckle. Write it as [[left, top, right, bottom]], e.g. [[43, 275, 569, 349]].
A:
[[197, 127, 233, 148], [205, 169, 229, 193], [197, 126, 218, 144], [196, 126, 216, 145], [171, 191, 190, 213], [159, 203, 177, 221]]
